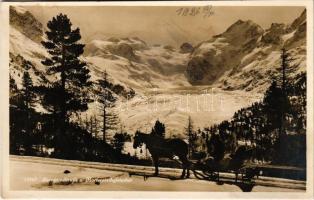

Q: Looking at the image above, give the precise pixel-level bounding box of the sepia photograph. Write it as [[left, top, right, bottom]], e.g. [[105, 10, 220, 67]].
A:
[[1, 1, 313, 199]]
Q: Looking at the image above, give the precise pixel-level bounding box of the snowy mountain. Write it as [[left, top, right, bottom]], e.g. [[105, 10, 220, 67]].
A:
[[9, 6, 193, 139], [9, 6, 191, 93], [84, 37, 190, 91], [9, 6, 306, 140], [186, 9, 306, 93], [9, 6, 43, 44]]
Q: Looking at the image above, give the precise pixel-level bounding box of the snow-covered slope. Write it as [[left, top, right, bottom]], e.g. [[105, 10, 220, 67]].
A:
[[9, 6, 43, 44], [186, 9, 306, 93], [9, 6, 191, 92], [9, 6, 194, 139], [10, 27, 50, 89], [117, 86, 262, 138], [186, 20, 264, 85], [84, 37, 190, 91], [9, 6, 306, 140]]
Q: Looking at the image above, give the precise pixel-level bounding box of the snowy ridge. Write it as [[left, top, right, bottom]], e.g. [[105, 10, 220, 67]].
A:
[[9, 6, 306, 140], [84, 37, 191, 91], [187, 9, 306, 93], [10, 27, 50, 88], [9, 6, 193, 139]]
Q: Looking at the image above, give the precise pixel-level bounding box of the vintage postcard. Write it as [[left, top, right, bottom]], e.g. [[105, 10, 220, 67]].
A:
[[0, 1, 313, 199]]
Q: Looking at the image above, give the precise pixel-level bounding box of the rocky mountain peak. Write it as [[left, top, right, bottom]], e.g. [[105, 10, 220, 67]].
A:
[[9, 6, 43, 44], [186, 11, 306, 90], [289, 9, 306, 30], [261, 23, 287, 45], [221, 19, 264, 45], [224, 20, 263, 34], [186, 19, 265, 85], [225, 19, 255, 30], [269, 23, 286, 31], [180, 42, 194, 53]]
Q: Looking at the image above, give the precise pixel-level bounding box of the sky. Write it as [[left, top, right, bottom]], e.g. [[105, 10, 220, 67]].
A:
[[26, 6, 305, 47]]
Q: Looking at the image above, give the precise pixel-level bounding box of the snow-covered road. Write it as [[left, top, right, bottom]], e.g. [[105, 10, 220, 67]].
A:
[[9, 156, 305, 192]]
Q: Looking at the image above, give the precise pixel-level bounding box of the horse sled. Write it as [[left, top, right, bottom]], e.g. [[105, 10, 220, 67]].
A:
[[132, 131, 260, 191], [192, 159, 259, 183], [191, 145, 260, 184]]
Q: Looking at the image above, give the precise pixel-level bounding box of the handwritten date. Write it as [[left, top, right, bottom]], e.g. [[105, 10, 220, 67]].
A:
[[176, 5, 214, 17]]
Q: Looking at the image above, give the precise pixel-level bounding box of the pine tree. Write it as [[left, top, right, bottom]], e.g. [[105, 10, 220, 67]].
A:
[[41, 14, 91, 157], [10, 76, 22, 154], [265, 63, 288, 135], [93, 115, 99, 139], [96, 70, 118, 142], [17, 62, 37, 155], [10, 64, 36, 154], [112, 127, 130, 153], [294, 72, 306, 132], [185, 116, 194, 157], [279, 48, 295, 94], [151, 120, 166, 138], [10, 76, 18, 96], [22, 71, 35, 110], [89, 115, 94, 136], [281, 48, 288, 93], [263, 49, 294, 162]]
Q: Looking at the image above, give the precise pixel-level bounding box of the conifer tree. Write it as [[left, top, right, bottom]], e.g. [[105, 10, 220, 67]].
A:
[[22, 71, 34, 110], [112, 128, 130, 153], [151, 120, 166, 138], [9, 81, 20, 154], [185, 116, 195, 157], [41, 14, 91, 157], [96, 70, 118, 142], [10, 61, 37, 154], [19, 62, 37, 154], [10, 76, 18, 96], [265, 49, 292, 145]]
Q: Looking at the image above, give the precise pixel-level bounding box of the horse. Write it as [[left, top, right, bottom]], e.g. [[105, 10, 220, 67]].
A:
[[133, 131, 190, 179]]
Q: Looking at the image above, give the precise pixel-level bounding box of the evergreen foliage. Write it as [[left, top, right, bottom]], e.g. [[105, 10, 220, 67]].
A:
[[9, 14, 142, 165], [191, 49, 306, 166], [112, 132, 131, 153], [185, 116, 198, 158], [96, 70, 119, 142], [151, 120, 166, 138], [39, 13, 92, 157]]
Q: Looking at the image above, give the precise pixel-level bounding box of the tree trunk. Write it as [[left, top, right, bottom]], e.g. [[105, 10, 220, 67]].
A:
[[103, 104, 106, 142], [58, 44, 67, 157]]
